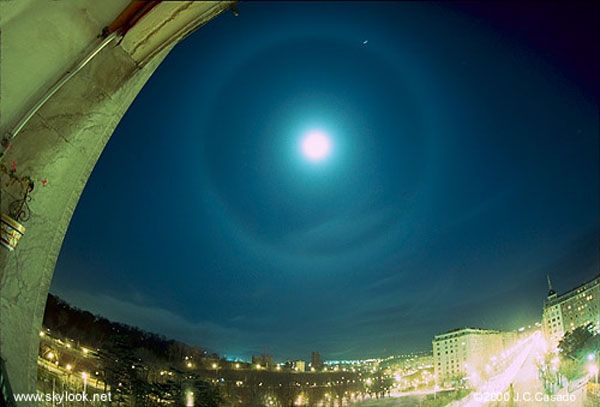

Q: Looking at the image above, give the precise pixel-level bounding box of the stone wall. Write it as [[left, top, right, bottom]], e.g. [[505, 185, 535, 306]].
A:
[[0, 1, 234, 400], [0, 40, 170, 397]]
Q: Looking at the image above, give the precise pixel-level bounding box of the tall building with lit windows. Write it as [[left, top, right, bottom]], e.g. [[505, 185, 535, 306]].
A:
[[311, 352, 322, 370], [432, 328, 507, 387], [542, 274, 600, 347], [292, 360, 306, 372]]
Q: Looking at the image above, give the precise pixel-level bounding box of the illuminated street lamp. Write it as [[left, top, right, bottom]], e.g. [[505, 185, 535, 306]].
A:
[[82, 372, 89, 394], [550, 357, 560, 372], [211, 362, 219, 379], [588, 363, 599, 383], [186, 390, 194, 407]]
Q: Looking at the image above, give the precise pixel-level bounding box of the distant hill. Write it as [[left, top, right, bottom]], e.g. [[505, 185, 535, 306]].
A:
[[43, 293, 216, 365]]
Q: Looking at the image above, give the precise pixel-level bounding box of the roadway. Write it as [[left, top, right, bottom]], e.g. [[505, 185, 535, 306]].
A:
[[458, 332, 585, 407], [359, 332, 588, 406]]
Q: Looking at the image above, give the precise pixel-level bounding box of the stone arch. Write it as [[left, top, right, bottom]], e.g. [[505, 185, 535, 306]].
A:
[[0, 1, 234, 399]]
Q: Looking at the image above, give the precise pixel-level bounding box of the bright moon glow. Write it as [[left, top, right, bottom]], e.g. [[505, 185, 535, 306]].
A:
[[301, 130, 332, 162]]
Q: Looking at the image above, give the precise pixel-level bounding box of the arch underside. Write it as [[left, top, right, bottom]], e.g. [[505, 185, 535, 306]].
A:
[[0, 1, 233, 399]]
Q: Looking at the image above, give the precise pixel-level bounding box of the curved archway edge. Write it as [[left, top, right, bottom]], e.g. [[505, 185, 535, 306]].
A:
[[0, 1, 233, 399]]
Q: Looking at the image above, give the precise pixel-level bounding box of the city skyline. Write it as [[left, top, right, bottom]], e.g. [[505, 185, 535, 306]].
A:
[[49, 1, 599, 361], [44, 272, 597, 365]]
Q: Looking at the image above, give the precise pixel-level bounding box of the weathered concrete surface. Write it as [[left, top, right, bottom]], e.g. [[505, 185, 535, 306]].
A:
[[0, 0, 130, 135], [0, 43, 169, 397], [0, 0, 234, 400], [121, 1, 234, 65]]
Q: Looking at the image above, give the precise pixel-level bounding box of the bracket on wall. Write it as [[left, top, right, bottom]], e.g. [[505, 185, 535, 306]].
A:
[[0, 163, 34, 251]]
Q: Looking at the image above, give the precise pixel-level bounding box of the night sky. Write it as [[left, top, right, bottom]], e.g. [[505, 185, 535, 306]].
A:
[[50, 2, 599, 361]]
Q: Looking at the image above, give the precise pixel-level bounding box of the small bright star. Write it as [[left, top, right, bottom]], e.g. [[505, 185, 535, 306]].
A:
[[301, 130, 332, 162]]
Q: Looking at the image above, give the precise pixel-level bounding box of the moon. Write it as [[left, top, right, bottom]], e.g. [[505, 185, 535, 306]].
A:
[[300, 130, 332, 162]]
